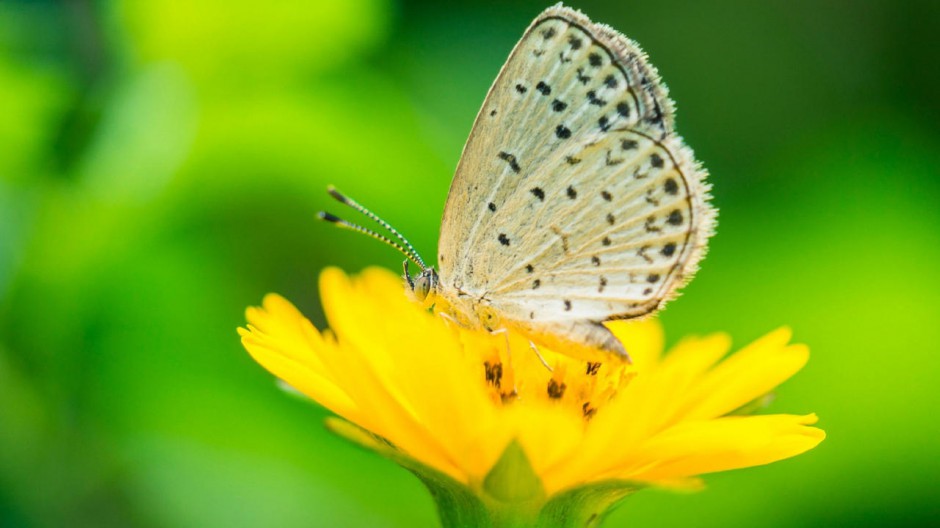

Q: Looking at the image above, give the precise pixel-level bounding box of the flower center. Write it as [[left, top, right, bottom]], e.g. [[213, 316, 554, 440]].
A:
[[480, 342, 636, 419]]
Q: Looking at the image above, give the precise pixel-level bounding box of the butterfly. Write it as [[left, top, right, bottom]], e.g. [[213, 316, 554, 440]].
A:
[[321, 4, 715, 363]]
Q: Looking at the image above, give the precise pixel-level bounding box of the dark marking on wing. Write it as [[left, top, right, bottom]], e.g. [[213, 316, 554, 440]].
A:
[[616, 102, 631, 118], [498, 233, 510, 246], [587, 90, 606, 106], [498, 151, 521, 173], [667, 210, 684, 225], [605, 150, 623, 166], [664, 178, 679, 195], [556, 124, 572, 139], [530, 187, 545, 201], [576, 68, 590, 85]]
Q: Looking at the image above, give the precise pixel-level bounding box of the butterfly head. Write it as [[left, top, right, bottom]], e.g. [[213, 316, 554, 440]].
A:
[[405, 261, 439, 303], [320, 186, 438, 303]]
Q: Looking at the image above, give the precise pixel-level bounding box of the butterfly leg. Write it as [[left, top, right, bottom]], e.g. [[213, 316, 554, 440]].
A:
[[528, 341, 554, 372], [437, 311, 461, 329]]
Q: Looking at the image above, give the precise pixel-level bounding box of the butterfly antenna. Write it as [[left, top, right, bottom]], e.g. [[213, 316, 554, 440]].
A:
[[318, 212, 426, 269], [324, 185, 428, 269]]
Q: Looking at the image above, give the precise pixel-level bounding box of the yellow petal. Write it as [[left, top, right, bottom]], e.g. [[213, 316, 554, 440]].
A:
[[623, 414, 825, 481], [678, 328, 808, 421]]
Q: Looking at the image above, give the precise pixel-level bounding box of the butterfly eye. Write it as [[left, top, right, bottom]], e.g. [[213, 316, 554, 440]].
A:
[[413, 271, 437, 301]]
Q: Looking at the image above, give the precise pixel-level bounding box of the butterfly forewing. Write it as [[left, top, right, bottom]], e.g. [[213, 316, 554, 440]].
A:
[[436, 6, 714, 358]]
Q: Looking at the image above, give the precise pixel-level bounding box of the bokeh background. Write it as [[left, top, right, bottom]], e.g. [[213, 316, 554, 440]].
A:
[[1, 0, 938, 526]]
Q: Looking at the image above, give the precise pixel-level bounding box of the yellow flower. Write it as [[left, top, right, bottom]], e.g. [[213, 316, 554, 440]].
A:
[[239, 267, 824, 524]]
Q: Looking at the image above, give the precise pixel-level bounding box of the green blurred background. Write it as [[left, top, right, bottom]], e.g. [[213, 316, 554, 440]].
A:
[[1, 0, 938, 526]]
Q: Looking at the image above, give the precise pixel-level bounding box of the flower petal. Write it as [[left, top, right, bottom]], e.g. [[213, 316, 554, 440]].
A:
[[679, 327, 809, 421], [623, 414, 825, 481]]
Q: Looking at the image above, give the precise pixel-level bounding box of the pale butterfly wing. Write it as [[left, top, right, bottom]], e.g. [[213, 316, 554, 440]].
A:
[[437, 5, 714, 360]]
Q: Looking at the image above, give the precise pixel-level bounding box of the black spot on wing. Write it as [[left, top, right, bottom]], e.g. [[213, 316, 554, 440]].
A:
[[650, 153, 664, 168], [498, 151, 521, 173], [552, 99, 567, 112], [556, 124, 572, 139], [576, 68, 590, 85], [667, 210, 684, 226], [664, 178, 679, 195], [536, 81, 551, 95], [587, 90, 606, 106], [488, 202, 496, 212], [567, 185, 577, 199], [616, 102, 631, 118], [662, 243, 677, 257], [515, 83, 527, 94], [498, 233, 510, 246], [530, 187, 545, 201]]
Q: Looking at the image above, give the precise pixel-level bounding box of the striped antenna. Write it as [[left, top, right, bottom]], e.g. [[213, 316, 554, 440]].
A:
[[319, 186, 428, 269]]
